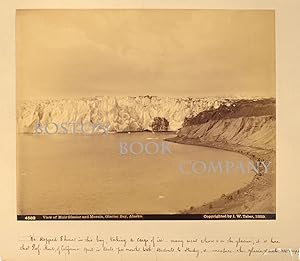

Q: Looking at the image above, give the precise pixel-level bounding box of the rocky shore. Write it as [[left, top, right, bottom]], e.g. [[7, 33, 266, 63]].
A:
[[166, 98, 276, 214]]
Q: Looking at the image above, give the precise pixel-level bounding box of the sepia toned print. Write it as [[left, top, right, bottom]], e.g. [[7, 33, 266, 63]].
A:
[[16, 9, 275, 220]]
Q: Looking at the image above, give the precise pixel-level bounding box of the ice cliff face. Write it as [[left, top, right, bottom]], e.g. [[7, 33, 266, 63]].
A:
[[175, 98, 276, 151], [17, 96, 236, 133]]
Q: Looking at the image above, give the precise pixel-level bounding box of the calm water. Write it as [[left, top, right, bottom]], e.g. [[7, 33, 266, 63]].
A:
[[17, 133, 254, 214]]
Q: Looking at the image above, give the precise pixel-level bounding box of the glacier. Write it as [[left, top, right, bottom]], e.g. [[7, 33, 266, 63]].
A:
[[17, 96, 238, 133]]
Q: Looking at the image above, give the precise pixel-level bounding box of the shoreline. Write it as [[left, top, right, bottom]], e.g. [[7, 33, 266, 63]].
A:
[[166, 136, 276, 214], [18, 131, 275, 214]]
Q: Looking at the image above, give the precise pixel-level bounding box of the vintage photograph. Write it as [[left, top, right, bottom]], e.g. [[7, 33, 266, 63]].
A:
[[16, 9, 276, 220]]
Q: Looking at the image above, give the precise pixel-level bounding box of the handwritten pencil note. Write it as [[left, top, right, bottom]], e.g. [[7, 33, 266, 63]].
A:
[[17, 234, 299, 260]]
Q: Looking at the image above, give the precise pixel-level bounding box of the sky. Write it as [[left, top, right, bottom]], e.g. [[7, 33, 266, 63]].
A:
[[16, 9, 275, 99]]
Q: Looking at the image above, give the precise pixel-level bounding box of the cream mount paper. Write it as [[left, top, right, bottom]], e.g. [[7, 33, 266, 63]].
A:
[[0, 1, 300, 260]]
